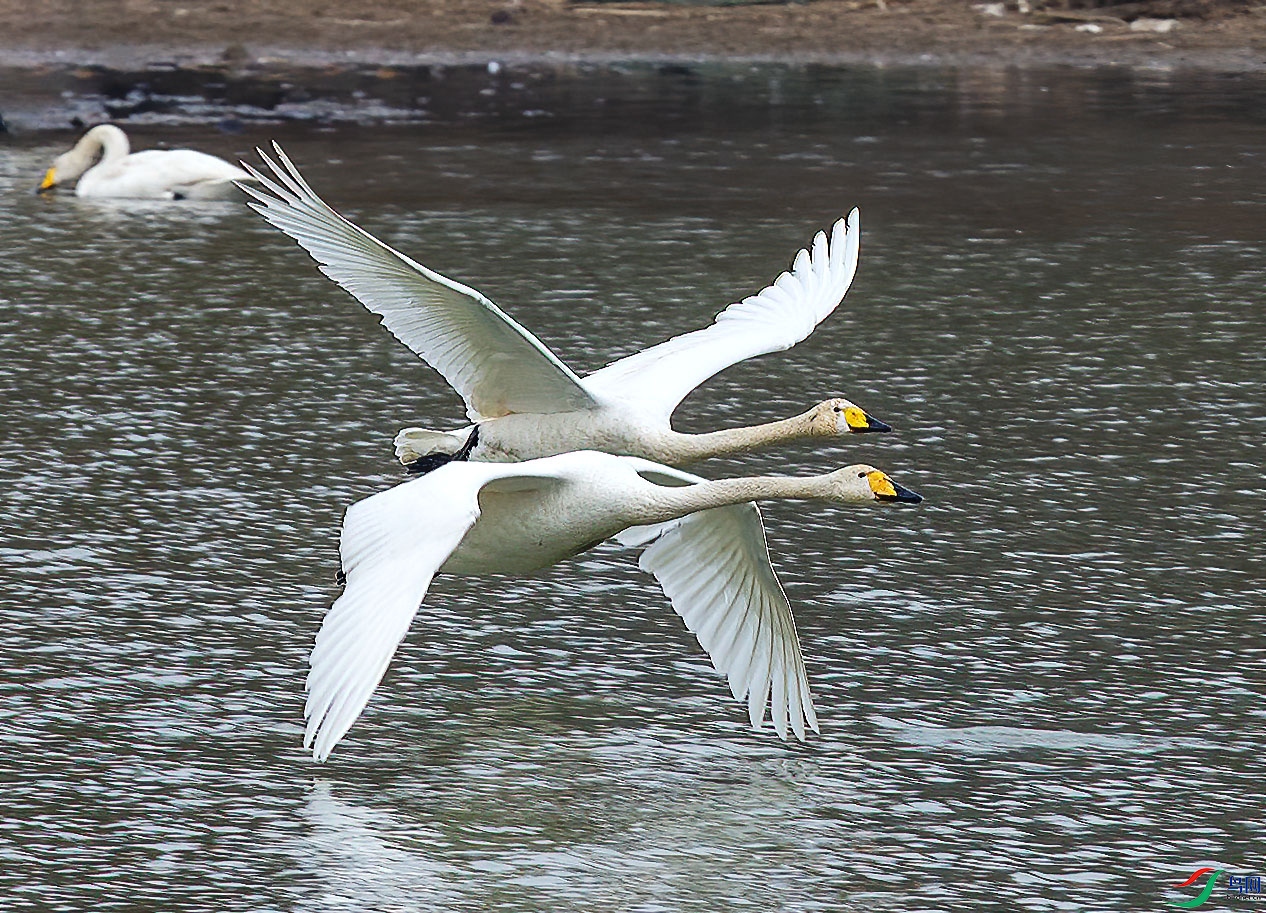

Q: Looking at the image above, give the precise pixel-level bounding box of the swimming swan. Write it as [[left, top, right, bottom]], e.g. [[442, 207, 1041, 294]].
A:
[[38, 124, 252, 200], [306, 449, 922, 760], [240, 146, 889, 471]]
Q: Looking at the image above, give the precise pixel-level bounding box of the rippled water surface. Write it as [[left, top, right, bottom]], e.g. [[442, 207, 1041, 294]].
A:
[[1, 66, 1263, 911]]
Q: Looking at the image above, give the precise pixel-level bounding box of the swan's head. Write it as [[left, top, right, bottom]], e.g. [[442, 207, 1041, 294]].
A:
[[39, 126, 123, 194], [37, 137, 106, 193], [828, 464, 923, 504], [37, 163, 63, 194], [36, 151, 86, 194], [811, 398, 892, 435]]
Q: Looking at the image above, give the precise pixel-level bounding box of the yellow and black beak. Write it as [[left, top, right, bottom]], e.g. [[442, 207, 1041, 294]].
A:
[[867, 469, 922, 504], [844, 405, 892, 434], [37, 167, 58, 194]]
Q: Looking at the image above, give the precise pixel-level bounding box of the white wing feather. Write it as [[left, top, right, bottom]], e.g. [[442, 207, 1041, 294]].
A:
[[239, 145, 596, 421], [617, 465, 819, 740], [305, 471, 483, 761], [584, 210, 860, 419]]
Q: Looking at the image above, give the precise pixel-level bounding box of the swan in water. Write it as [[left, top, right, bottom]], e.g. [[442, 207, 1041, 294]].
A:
[[307, 450, 922, 760], [240, 145, 890, 471], [37, 124, 253, 200]]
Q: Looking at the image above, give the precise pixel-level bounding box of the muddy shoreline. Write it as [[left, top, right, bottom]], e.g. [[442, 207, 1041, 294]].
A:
[[4, 0, 1264, 70], [3, 0, 1264, 132]]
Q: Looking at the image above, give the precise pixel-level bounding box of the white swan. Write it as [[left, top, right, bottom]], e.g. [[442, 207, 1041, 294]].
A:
[[38, 124, 253, 200], [240, 146, 890, 471], [307, 450, 923, 760]]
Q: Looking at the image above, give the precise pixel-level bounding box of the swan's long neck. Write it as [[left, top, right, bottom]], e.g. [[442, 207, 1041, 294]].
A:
[[663, 408, 820, 463], [639, 473, 841, 525], [84, 125, 130, 161], [65, 125, 130, 178]]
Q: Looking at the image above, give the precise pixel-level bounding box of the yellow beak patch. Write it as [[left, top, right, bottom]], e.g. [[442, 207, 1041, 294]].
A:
[[867, 470, 897, 498], [843, 406, 869, 431], [39, 167, 58, 191]]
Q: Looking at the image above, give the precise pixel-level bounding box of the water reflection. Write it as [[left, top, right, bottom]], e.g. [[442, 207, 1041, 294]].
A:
[[1, 65, 1262, 911]]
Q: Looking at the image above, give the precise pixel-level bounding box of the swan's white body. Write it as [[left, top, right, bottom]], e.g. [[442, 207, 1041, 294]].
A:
[[307, 449, 922, 760], [39, 125, 252, 200], [241, 146, 887, 469]]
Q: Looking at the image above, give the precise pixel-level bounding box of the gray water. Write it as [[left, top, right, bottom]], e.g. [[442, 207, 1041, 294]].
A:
[[1, 65, 1263, 911]]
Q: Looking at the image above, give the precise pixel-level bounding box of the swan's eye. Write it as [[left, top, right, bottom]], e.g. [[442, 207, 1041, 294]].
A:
[[857, 471, 867, 478], [834, 405, 843, 413]]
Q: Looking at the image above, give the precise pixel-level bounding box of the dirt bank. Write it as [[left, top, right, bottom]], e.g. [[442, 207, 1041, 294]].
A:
[[2, 0, 1264, 72]]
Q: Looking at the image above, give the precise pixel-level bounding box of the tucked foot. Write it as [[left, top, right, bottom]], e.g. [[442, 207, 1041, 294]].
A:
[[405, 452, 458, 475], [394, 427, 469, 466]]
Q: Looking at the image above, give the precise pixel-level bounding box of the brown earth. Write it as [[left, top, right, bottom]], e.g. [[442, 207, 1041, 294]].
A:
[[2, 0, 1264, 71]]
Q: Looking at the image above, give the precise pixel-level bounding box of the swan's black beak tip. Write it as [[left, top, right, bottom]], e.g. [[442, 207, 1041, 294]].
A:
[[847, 413, 892, 433], [878, 482, 923, 504]]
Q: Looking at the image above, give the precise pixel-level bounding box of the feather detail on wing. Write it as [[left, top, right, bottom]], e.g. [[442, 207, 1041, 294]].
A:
[[304, 471, 482, 761], [239, 144, 596, 421], [584, 210, 860, 420], [616, 467, 819, 740]]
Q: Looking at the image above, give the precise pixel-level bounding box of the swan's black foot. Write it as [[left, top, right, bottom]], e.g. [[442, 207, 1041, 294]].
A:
[[402, 425, 480, 475], [404, 453, 456, 475]]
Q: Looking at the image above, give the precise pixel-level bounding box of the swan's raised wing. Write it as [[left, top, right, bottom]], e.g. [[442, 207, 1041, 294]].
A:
[[617, 464, 819, 740], [305, 463, 565, 760], [583, 211, 859, 420], [240, 145, 596, 421]]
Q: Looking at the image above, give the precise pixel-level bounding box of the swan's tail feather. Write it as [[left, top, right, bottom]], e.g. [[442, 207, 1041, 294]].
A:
[[394, 428, 464, 464]]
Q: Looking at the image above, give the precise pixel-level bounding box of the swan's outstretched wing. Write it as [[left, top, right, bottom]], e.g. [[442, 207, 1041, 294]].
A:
[[306, 463, 566, 760], [305, 470, 481, 761], [584, 210, 860, 420], [617, 465, 819, 740], [239, 145, 596, 421]]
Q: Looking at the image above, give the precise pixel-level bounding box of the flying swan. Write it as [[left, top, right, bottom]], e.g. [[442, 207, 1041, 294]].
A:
[[38, 124, 253, 200], [306, 449, 922, 760], [240, 146, 889, 471]]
